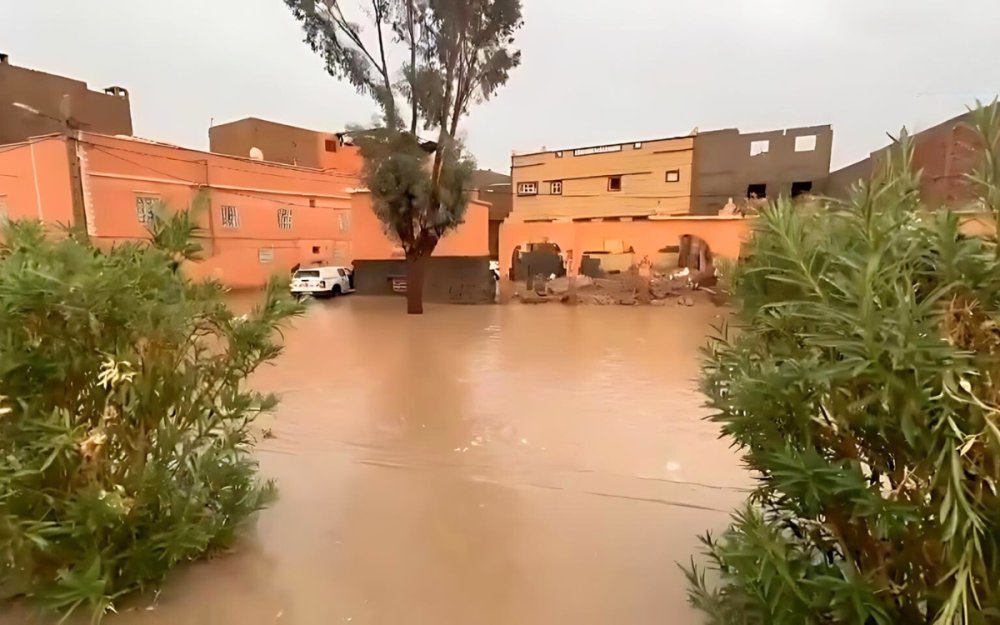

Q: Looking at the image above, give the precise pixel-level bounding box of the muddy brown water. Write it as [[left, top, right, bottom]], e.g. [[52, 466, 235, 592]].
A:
[[5, 297, 750, 625]]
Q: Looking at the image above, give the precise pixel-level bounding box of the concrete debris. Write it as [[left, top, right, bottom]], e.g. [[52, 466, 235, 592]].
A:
[[513, 267, 717, 308], [589, 294, 616, 305], [519, 291, 550, 304], [546, 275, 594, 295]]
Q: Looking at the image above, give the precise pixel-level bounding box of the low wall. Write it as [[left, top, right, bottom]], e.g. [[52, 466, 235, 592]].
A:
[[499, 216, 752, 277], [353, 256, 495, 303]]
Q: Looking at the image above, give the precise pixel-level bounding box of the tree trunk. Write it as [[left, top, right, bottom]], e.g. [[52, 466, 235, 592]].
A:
[[405, 254, 426, 315]]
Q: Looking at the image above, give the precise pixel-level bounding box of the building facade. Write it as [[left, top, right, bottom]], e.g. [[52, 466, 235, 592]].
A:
[[510, 136, 696, 221], [0, 54, 132, 143], [691, 125, 833, 214], [0, 130, 491, 296], [0, 132, 361, 287]]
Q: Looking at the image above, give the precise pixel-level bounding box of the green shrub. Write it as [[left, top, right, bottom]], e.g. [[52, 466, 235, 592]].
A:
[[0, 212, 302, 622], [687, 104, 1000, 624]]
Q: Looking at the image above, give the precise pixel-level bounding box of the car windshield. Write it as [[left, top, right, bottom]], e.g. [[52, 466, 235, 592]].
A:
[[294, 270, 321, 279]]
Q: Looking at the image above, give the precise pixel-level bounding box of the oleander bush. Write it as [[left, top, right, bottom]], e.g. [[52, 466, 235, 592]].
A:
[[687, 103, 1000, 624], [0, 210, 302, 622]]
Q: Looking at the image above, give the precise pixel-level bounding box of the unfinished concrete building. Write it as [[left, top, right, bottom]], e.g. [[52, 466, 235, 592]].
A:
[[0, 54, 132, 142], [691, 125, 833, 215]]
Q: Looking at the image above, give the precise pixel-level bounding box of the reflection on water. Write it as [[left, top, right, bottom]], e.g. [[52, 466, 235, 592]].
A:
[[7, 297, 749, 625]]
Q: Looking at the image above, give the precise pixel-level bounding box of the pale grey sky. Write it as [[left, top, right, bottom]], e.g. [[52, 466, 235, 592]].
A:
[[2, 0, 997, 172]]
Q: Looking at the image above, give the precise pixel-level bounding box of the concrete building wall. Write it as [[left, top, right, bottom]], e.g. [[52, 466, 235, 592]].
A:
[[691, 126, 832, 215], [510, 136, 695, 220], [824, 157, 873, 198], [209, 117, 362, 174], [352, 257, 494, 303], [0, 57, 132, 143], [478, 182, 512, 259]]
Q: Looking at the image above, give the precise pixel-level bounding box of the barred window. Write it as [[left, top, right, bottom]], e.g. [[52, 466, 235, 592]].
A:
[[136, 195, 158, 224], [277, 208, 293, 230], [220, 205, 240, 229]]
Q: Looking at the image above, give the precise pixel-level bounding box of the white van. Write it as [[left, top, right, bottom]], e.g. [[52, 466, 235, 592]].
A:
[[291, 266, 354, 297]]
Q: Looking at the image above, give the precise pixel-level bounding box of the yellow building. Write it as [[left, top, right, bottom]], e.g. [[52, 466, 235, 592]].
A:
[[510, 135, 695, 221]]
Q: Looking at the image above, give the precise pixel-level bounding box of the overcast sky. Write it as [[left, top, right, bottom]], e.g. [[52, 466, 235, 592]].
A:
[[2, 0, 998, 172]]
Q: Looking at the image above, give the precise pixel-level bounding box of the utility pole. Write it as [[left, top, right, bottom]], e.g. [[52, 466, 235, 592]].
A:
[[11, 97, 89, 240]]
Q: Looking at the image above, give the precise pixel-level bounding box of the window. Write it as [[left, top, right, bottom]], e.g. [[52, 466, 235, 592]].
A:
[[633, 142, 643, 149], [220, 205, 239, 229], [324, 139, 338, 152], [135, 195, 158, 224], [258, 248, 274, 263], [795, 135, 817, 152], [518, 182, 538, 196], [276, 208, 292, 230], [750, 140, 770, 156], [608, 176, 622, 192], [312, 246, 321, 254], [337, 268, 347, 277], [555, 151, 564, 158], [309, 198, 316, 207], [791, 181, 814, 197], [747, 183, 767, 199], [339, 212, 351, 233], [550, 181, 563, 195], [665, 170, 680, 183]]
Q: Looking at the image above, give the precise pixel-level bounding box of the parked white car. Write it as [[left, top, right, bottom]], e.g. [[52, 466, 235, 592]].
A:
[[291, 266, 354, 298]]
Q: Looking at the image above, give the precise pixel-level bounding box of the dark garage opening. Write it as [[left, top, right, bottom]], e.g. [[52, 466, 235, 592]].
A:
[[791, 180, 813, 198], [746, 183, 767, 199]]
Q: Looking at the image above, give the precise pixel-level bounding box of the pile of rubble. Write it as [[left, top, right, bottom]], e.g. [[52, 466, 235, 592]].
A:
[[514, 268, 712, 307]]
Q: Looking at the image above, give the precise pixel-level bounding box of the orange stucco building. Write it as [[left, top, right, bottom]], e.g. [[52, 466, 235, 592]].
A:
[[0, 130, 490, 291]]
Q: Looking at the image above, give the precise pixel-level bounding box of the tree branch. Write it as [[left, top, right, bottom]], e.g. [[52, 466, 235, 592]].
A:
[[371, 0, 396, 125], [407, 0, 419, 134]]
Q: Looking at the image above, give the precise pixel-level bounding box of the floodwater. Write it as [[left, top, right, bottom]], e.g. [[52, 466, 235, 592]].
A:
[[9, 297, 750, 625]]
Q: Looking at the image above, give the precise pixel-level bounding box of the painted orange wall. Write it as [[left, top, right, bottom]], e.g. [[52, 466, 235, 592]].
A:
[[350, 191, 490, 260], [0, 135, 75, 225], [498, 216, 751, 277]]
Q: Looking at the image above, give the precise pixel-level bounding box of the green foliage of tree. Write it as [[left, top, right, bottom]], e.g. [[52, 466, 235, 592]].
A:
[[0, 210, 302, 622], [284, 0, 522, 313], [686, 103, 1000, 624]]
